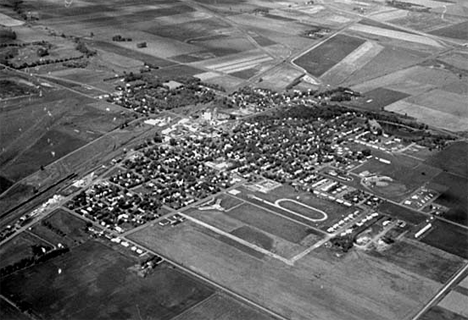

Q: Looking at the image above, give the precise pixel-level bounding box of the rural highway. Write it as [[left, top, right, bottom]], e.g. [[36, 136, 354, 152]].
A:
[[411, 262, 468, 320]]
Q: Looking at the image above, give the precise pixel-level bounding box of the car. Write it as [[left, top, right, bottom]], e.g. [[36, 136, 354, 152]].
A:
[[158, 219, 170, 226]]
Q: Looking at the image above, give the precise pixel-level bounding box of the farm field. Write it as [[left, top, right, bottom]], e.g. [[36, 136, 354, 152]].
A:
[[386, 100, 468, 132], [359, 87, 409, 111], [175, 293, 276, 320], [420, 219, 468, 259], [429, 172, 468, 226], [425, 142, 468, 178], [348, 24, 443, 48], [369, 238, 465, 284], [0, 82, 131, 185], [346, 47, 428, 87], [0, 240, 215, 320], [430, 21, 468, 40], [0, 298, 30, 320], [294, 34, 366, 77], [438, 291, 468, 318], [129, 219, 441, 320], [421, 306, 468, 320]]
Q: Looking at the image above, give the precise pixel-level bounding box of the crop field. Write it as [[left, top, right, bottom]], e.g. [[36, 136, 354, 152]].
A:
[[294, 34, 366, 77], [194, 49, 274, 75], [359, 87, 409, 111], [230, 67, 258, 80], [426, 142, 468, 178], [152, 64, 205, 79], [189, 35, 257, 55], [255, 65, 303, 91], [433, 20, 468, 41], [438, 291, 468, 318], [378, 201, 427, 225], [388, 11, 462, 32], [420, 219, 468, 259], [420, 305, 468, 320], [321, 41, 384, 86], [89, 40, 176, 68], [369, 238, 465, 283], [429, 172, 468, 226], [145, 18, 230, 42], [0, 298, 30, 320], [347, 47, 428, 87], [0, 240, 215, 320], [30, 209, 89, 248], [348, 24, 443, 48], [0, 82, 133, 184], [175, 293, 276, 320], [385, 100, 468, 132], [129, 219, 441, 320]]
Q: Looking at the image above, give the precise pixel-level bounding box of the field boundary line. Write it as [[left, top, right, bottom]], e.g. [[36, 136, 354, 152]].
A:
[[289, 237, 331, 263], [169, 292, 218, 320], [411, 262, 468, 320], [180, 213, 294, 265]]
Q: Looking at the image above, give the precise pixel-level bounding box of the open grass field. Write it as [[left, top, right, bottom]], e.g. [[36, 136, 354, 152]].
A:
[[420, 219, 468, 259], [369, 238, 465, 283], [230, 226, 274, 251], [429, 172, 468, 226], [0, 240, 215, 320], [224, 202, 310, 244], [294, 34, 366, 77], [175, 293, 276, 320], [30, 209, 89, 248], [184, 195, 310, 259], [420, 305, 468, 320], [129, 219, 441, 320]]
